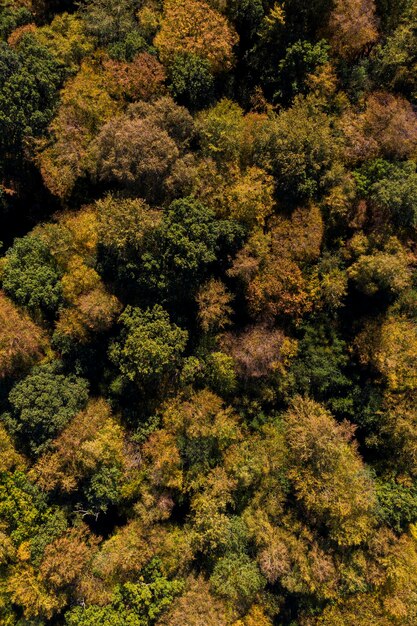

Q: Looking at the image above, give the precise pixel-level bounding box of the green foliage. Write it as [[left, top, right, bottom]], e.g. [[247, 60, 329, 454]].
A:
[[210, 553, 266, 608], [109, 305, 188, 388], [254, 95, 341, 203], [289, 322, 353, 415], [3, 361, 89, 456], [65, 563, 184, 625], [275, 39, 329, 102], [0, 33, 62, 157], [376, 478, 417, 533], [369, 161, 417, 230], [169, 52, 215, 109], [2, 235, 63, 317], [0, 3, 32, 40], [140, 196, 243, 301]]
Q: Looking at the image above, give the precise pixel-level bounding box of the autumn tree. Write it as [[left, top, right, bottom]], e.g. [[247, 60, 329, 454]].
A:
[[37, 60, 120, 199], [104, 51, 166, 102], [284, 397, 377, 546], [197, 279, 233, 333], [253, 95, 342, 203], [154, 0, 238, 73], [326, 0, 379, 59], [32, 398, 130, 514], [0, 291, 45, 378], [91, 96, 193, 201]]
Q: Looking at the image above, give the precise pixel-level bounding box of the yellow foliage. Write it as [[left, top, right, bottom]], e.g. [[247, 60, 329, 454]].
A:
[[31, 399, 127, 493], [356, 315, 417, 393], [7, 565, 64, 619], [37, 61, 120, 199], [154, 0, 238, 72], [285, 397, 377, 547], [0, 424, 25, 472]]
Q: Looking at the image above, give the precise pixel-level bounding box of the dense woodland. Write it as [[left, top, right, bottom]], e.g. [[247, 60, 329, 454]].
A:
[[2, 0, 417, 623]]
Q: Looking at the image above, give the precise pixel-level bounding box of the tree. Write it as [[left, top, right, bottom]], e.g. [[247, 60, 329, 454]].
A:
[[285, 397, 377, 546], [224, 166, 275, 227], [326, 0, 379, 59], [109, 305, 188, 389], [196, 279, 233, 333], [275, 39, 329, 103], [168, 52, 215, 109], [0, 3, 32, 41], [229, 205, 323, 323], [37, 59, 120, 199], [91, 97, 193, 201], [65, 571, 184, 626], [4, 361, 89, 456], [341, 92, 417, 164], [369, 161, 417, 231], [374, 2, 417, 102], [157, 576, 231, 626], [253, 95, 342, 203], [2, 234, 63, 317], [210, 553, 265, 610], [197, 99, 246, 164], [32, 399, 129, 513], [143, 390, 242, 492], [348, 245, 412, 298], [141, 196, 243, 301], [34, 12, 94, 76], [154, 0, 238, 73], [0, 32, 62, 162], [0, 291, 45, 378], [221, 325, 297, 381], [81, 0, 139, 45], [104, 52, 166, 102]]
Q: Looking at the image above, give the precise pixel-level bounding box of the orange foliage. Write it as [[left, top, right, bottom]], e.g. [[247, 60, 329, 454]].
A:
[[230, 206, 323, 322], [0, 291, 45, 378], [327, 0, 379, 59], [104, 52, 166, 101], [221, 325, 297, 380], [341, 92, 417, 163]]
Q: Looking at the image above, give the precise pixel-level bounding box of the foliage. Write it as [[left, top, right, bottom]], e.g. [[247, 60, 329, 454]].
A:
[[2, 235, 63, 317], [0, 291, 45, 378], [109, 305, 188, 389], [168, 52, 215, 109], [3, 0, 417, 623], [3, 361, 89, 456], [0, 32, 62, 160], [154, 0, 238, 73]]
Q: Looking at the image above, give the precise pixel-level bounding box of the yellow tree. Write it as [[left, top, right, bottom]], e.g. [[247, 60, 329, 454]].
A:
[[154, 0, 238, 73], [285, 397, 377, 547]]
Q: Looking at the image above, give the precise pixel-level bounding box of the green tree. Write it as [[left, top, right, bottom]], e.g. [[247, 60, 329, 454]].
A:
[[0, 33, 62, 162], [140, 196, 243, 302], [169, 52, 215, 110], [109, 305, 188, 389], [2, 235, 63, 317], [65, 562, 184, 626], [3, 361, 89, 456]]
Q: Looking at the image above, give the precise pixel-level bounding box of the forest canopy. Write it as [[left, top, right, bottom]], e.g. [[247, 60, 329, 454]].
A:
[[2, 0, 417, 624]]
